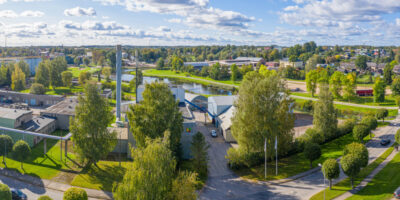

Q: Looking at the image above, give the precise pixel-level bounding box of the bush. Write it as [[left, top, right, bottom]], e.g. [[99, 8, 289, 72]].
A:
[[30, 83, 46, 95], [376, 109, 389, 122], [395, 96, 400, 108], [343, 142, 369, 168], [226, 148, 263, 169], [303, 128, 325, 144], [12, 140, 31, 168], [361, 116, 378, 132], [63, 188, 88, 200], [304, 143, 321, 168], [337, 118, 357, 136], [0, 183, 11, 200], [352, 124, 369, 143], [38, 196, 53, 200]]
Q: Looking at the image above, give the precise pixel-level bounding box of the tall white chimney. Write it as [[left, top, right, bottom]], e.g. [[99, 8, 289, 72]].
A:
[[116, 45, 122, 121]]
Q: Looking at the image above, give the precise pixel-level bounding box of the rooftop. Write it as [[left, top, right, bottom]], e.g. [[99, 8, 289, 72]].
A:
[[108, 127, 128, 140], [23, 116, 55, 132], [41, 97, 78, 116], [0, 108, 32, 120], [219, 106, 235, 131], [209, 95, 237, 106], [179, 104, 195, 122]]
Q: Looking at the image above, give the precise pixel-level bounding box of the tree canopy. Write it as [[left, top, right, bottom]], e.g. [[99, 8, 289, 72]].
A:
[[313, 84, 337, 140], [322, 158, 340, 190], [70, 82, 117, 166]]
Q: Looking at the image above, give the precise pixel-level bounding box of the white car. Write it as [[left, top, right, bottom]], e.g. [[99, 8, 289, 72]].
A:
[[211, 130, 217, 137]]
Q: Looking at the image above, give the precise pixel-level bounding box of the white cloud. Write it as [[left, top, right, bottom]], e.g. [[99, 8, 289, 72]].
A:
[[397, 18, 400, 26], [95, 0, 256, 31], [60, 20, 126, 30], [157, 26, 171, 32], [283, 5, 298, 11], [64, 7, 96, 17], [0, 10, 18, 18], [281, 0, 400, 27], [20, 10, 44, 17]]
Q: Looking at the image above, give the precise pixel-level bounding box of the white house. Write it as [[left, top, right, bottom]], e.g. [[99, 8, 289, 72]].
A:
[[279, 58, 303, 68]]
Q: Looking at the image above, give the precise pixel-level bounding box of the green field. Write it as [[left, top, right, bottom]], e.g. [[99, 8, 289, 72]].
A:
[[142, 69, 240, 87], [234, 133, 371, 181], [0, 139, 76, 179], [68, 66, 101, 78], [71, 161, 129, 191], [291, 92, 397, 107], [346, 151, 400, 200], [310, 147, 395, 200]]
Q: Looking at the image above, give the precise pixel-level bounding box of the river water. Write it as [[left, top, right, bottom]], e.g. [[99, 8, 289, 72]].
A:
[[117, 74, 235, 96]]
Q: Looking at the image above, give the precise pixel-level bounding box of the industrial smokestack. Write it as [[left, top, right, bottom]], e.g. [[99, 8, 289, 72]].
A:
[[116, 45, 122, 121]]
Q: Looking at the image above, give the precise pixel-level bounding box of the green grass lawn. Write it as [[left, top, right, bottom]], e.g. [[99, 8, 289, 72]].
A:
[[291, 92, 397, 107], [234, 133, 367, 181], [346, 151, 400, 200], [0, 139, 77, 179], [293, 98, 398, 118], [71, 161, 129, 192], [142, 69, 240, 87], [20, 86, 84, 96], [68, 66, 100, 78], [310, 147, 395, 200]]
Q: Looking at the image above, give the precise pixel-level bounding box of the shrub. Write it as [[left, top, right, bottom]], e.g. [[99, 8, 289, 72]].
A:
[[301, 100, 314, 112], [337, 118, 357, 136], [303, 128, 325, 144], [63, 188, 88, 200], [226, 148, 263, 169], [343, 142, 369, 168], [226, 147, 244, 169], [38, 195, 53, 200], [0, 183, 11, 200], [352, 124, 369, 143], [361, 116, 378, 131], [376, 109, 389, 123], [12, 140, 31, 169], [396, 96, 400, 108], [30, 83, 46, 95], [304, 143, 321, 168]]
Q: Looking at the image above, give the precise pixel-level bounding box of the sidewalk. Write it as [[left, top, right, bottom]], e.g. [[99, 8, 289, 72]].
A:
[[333, 150, 398, 200], [0, 167, 112, 199]]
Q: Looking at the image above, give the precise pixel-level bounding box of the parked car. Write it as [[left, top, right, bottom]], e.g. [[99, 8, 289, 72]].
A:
[[211, 130, 217, 137], [11, 188, 27, 200], [380, 139, 391, 146], [394, 186, 400, 199]]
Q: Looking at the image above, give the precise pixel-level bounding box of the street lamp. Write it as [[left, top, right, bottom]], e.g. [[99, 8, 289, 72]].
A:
[[318, 163, 326, 200]]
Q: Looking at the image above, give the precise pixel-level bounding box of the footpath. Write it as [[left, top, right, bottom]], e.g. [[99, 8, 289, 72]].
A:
[[0, 167, 112, 199], [333, 149, 398, 200]]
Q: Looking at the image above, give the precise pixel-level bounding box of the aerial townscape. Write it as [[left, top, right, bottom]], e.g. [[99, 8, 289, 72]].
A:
[[1, 0, 400, 200]]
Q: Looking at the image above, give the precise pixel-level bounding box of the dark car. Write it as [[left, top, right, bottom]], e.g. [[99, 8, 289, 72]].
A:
[[380, 139, 391, 146], [394, 186, 400, 199], [11, 188, 27, 200]]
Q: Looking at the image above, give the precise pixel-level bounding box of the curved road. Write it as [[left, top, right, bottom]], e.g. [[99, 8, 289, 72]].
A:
[[197, 111, 400, 200]]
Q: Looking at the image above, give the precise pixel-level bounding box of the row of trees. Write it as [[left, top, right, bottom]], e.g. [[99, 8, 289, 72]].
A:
[[0, 135, 31, 169], [0, 184, 87, 200]]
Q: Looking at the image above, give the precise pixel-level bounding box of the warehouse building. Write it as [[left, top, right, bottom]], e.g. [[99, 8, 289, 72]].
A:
[[0, 108, 56, 146], [217, 106, 235, 142], [0, 90, 64, 106], [40, 97, 78, 130], [208, 95, 237, 125], [185, 93, 208, 110], [137, 85, 185, 104]]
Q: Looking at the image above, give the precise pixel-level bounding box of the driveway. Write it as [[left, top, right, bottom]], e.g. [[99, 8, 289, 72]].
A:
[[197, 111, 400, 200]]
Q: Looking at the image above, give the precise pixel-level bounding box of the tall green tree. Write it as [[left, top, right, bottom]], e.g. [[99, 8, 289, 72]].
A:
[[11, 66, 26, 91], [30, 83, 46, 95], [391, 76, 400, 96], [190, 132, 209, 179], [231, 71, 294, 159], [343, 72, 357, 100], [78, 71, 91, 86], [16, 60, 30, 77], [383, 63, 393, 85], [127, 82, 183, 157], [70, 82, 117, 167], [343, 142, 369, 168], [353, 124, 369, 143], [306, 70, 318, 97], [230, 64, 239, 82], [313, 84, 337, 140], [305, 54, 319, 72], [0, 135, 13, 167], [304, 143, 321, 168], [329, 71, 344, 98], [113, 136, 176, 200], [373, 77, 385, 103], [170, 171, 198, 200], [61, 71, 73, 88], [156, 57, 165, 70], [12, 140, 31, 169], [376, 109, 388, 123], [171, 56, 184, 71], [102, 66, 112, 82], [35, 60, 50, 87], [322, 158, 340, 189], [355, 55, 367, 71], [49, 57, 67, 89], [341, 154, 361, 189], [361, 116, 378, 138]]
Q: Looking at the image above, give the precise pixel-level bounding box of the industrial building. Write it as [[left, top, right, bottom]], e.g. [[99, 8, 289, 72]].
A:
[[137, 85, 185, 104], [217, 106, 235, 142], [185, 93, 208, 110], [0, 90, 64, 107], [208, 95, 237, 125], [40, 97, 78, 130], [184, 62, 209, 70], [279, 58, 304, 68], [0, 108, 56, 147]]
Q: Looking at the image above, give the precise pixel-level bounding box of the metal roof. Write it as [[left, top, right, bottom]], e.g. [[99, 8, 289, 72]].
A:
[[0, 108, 32, 120]]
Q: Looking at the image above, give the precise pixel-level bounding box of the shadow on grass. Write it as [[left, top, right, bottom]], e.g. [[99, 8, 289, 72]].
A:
[[80, 164, 127, 192]]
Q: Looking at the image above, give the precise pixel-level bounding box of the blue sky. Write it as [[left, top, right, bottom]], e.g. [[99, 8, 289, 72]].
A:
[[1, 0, 400, 46]]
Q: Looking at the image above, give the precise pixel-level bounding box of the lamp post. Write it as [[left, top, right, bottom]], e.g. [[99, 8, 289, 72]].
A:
[[318, 163, 326, 200]]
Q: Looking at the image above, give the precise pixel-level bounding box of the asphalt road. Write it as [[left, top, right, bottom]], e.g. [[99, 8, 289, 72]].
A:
[[198, 111, 400, 200]]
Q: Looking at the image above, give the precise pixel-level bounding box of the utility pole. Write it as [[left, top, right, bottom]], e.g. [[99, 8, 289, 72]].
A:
[[135, 50, 139, 103]]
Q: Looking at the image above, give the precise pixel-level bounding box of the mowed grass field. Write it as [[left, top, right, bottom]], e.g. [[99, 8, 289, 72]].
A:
[[310, 147, 395, 200]]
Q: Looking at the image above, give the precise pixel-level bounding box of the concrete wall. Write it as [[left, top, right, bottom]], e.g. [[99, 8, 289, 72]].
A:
[[180, 121, 197, 159], [40, 113, 72, 130], [137, 87, 185, 103], [222, 128, 236, 143], [0, 118, 15, 128], [15, 113, 33, 128], [0, 90, 64, 106]]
